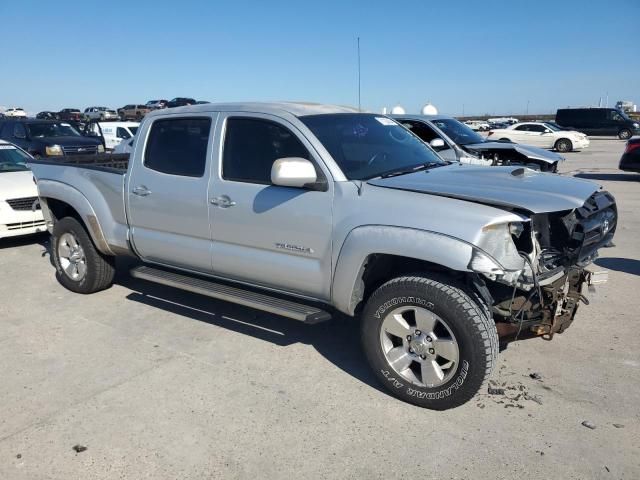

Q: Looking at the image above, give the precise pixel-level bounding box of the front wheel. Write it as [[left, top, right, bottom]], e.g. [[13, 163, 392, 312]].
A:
[[619, 129, 632, 140], [361, 275, 498, 410], [52, 217, 115, 294], [555, 138, 573, 152]]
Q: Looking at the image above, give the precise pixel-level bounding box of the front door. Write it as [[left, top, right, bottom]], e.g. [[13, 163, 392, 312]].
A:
[[127, 114, 217, 272], [208, 113, 334, 300]]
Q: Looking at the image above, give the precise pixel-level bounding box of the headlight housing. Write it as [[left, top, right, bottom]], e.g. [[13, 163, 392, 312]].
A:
[[97, 144, 105, 153], [45, 145, 63, 156], [633, 122, 639, 128]]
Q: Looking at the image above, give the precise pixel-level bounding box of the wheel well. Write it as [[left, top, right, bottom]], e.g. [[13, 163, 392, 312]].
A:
[[357, 254, 469, 312], [45, 198, 84, 225]]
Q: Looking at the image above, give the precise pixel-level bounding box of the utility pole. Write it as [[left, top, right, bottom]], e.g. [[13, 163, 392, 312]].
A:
[[526, 99, 530, 115], [462, 103, 465, 117], [357, 37, 361, 112]]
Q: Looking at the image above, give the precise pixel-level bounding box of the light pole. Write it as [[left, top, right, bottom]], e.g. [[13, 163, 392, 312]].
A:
[[526, 99, 530, 115]]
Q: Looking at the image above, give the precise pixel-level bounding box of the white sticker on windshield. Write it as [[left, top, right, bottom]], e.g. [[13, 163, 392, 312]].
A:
[[0, 145, 16, 150], [375, 117, 396, 126], [61, 123, 71, 127]]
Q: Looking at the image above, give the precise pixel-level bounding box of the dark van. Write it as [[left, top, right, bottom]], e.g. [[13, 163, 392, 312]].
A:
[[556, 108, 640, 139]]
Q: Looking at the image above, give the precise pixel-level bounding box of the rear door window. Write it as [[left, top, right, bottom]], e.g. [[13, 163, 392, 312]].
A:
[[144, 117, 211, 177]]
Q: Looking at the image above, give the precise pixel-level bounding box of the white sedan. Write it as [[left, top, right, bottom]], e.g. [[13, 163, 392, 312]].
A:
[[488, 122, 589, 152], [3, 107, 27, 118], [0, 141, 46, 240]]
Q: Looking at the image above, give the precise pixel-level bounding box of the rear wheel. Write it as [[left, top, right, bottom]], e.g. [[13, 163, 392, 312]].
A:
[[555, 138, 573, 152], [499, 137, 511, 142], [360, 275, 498, 410], [619, 129, 632, 140], [52, 217, 115, 294]]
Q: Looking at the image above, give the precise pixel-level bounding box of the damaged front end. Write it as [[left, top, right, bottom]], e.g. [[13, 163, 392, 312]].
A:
[[481, 190, 617, 342]]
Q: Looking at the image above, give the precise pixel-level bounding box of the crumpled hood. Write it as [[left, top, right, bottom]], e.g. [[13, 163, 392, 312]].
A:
[[0, 170, 38, 201], [367, 164, 600, 213], [464, 141, 564, 163]]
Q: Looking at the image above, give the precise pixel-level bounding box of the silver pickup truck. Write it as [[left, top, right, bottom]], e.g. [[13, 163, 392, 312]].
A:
[[29, 102, 617, 410]]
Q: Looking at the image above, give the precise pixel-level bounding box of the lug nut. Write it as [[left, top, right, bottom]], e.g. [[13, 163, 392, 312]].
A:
[[420, 355, 426, 360], [426, 336, 432, 342], [415, 330, 422, 336], [428, 348, 435, 355], [407, 335, 412, 341], [408, 348, 414, 353]]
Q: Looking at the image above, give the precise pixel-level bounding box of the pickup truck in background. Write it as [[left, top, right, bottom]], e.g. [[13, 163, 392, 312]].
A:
[[29, 103, 617, 410]]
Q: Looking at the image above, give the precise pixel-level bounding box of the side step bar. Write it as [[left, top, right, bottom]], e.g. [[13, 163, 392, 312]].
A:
[[130, 266, 332, 324]]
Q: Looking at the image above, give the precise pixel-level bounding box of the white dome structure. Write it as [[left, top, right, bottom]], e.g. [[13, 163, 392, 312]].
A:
[[391, 105, 406, 115], [421, 103, 438, 115]]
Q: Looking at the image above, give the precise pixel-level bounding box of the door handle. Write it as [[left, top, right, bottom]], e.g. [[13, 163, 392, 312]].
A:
[[132, 185, 152, 197], [210, 195, 236, 208]]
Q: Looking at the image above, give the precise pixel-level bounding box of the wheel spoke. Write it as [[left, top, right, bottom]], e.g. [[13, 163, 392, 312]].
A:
[[386, 346, 413, 373], [433, 338, 458, 363], [58, 242, 71, 258], [414, 308, 437, 334], [383, 313, 411, 339], [63, 261, 76, 278], [421, 360, 445, 387], [76, 261, 87, 279]]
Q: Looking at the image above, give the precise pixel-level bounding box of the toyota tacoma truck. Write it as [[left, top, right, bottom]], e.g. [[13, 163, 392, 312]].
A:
[[28, 103, 617, 410]]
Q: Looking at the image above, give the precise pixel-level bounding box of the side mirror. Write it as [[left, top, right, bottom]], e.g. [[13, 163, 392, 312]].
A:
[[430, 138, 446, 149], [543, 129, 551, 134], [271, 157, 318, 188]]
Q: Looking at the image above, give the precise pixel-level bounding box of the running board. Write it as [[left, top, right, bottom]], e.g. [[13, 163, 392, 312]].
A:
[[130, 266, 332, 324]]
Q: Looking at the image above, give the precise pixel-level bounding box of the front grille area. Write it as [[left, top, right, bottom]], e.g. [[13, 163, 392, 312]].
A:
[[6, 220, 46, 231], [571, 191, 617, 262], [6, 197, 40, 211], [62, 145, 98, 155]]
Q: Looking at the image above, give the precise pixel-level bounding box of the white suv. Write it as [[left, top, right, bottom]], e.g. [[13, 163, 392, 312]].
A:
[[84, 107, 118, 121], [3, 108, 27, 118]]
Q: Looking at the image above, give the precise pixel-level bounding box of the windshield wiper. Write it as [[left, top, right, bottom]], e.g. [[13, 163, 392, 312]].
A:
[[373, 161, 443, 179]]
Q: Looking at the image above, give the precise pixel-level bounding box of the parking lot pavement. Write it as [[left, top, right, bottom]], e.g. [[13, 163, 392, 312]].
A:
[[0, 138, 638, 479]]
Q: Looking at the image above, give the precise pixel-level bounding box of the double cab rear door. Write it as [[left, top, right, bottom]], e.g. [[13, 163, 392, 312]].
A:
[[126, 111, 334, 301]]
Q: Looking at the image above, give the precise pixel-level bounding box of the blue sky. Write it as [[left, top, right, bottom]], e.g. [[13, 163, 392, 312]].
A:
[[1, 0, 638, 116]]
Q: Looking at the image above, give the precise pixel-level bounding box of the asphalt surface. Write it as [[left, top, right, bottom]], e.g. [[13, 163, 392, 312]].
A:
[[0, 138, 638, 479]]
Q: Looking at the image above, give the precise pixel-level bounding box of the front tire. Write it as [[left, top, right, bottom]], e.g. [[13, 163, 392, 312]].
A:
[[361, 275, 498, 410], [52, 217, 115, 294], [555, 138, 573, 152], [619, 129, 632, 140]]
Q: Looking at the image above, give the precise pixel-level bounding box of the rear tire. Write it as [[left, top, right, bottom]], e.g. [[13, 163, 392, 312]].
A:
[[52, 217, 115, 294], [499, 137, 511, 142], [555, 138, 573, 152], [360, 275, 498, 410], [619, 129, 632, 140]]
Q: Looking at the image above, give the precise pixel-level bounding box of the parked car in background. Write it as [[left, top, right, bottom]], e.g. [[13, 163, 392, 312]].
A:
[[29, 102, 616, 410], [118, 104, 151, 121], [145, 99, 168, 110], [619, 137, 640, 173], [58, 108, 83, 122], [84, 121, 139, 150], [84, 107, 118, 121], [0, 119, 104, 158], [36, 111, 58, 120], [556, 108, 640, 139], [195, 100, 211, 105], [0, 140, 46, 239], [3, 108, 27, 118], [464, 120, 490, 131], [392, 114, 564, 171], [166, 97, 196, 108], [487, 122, 589, 152]]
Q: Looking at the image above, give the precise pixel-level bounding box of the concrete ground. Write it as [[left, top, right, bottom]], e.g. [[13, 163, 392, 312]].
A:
[[0, 138, 638, 479]]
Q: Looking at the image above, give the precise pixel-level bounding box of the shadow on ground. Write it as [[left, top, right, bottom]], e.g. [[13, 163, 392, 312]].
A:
[[595, 257, 640, 277], [113, 258, 388, 398], [575, 172, 639, 182], [0, 232, 50, 250]]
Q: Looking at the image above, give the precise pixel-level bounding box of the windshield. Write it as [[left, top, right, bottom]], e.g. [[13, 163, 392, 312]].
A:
[[0, 146, 30, 172], [430, 118, 486, 145], [300, 114, 444, 180], [27, 122, 81, 138], [544, 122, 562, 131]]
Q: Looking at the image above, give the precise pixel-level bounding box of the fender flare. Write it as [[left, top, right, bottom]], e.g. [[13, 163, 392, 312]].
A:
[[331, 225, 483, 316], [37, 179, 113, 255]]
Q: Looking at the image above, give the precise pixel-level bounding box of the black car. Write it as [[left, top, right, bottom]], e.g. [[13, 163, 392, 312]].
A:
[[57, 108, 84, 122], [36, 111, 58, 120], [0, 119, 104, 158], [166, 97, 196, 108], [619, 137, 640, 173], [556, 108, 640, 139]]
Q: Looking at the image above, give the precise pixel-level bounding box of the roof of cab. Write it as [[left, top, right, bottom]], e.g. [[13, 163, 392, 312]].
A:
[[146, 101, 361, 119]]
